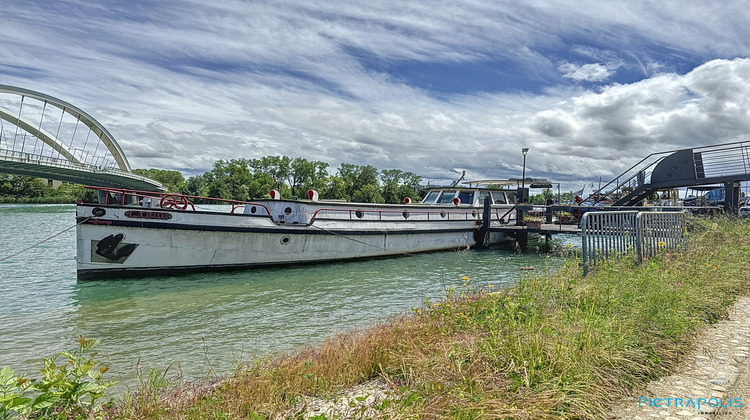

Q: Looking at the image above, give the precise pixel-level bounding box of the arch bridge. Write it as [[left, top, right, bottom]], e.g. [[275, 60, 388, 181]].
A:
[[0, 85, 163, 191]]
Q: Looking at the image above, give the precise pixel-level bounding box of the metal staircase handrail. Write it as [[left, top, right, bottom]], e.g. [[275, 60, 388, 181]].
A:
[[584, 151, 672, 202]]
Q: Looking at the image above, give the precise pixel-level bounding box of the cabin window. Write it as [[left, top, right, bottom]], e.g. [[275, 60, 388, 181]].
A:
[[457, 191, 474, 204], [477, 191, 493, 205], [437, 190, 457, 204], [491, 192, 507, 204], [423, 191, 440, 203], [507, 193, 517, 204]]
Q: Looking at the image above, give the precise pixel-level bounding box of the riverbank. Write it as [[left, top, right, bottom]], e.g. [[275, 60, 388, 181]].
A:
[[93, 217, 748, 419]]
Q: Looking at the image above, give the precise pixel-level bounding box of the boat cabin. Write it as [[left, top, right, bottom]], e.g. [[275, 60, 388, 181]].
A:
[[421, 182, 518, 207]]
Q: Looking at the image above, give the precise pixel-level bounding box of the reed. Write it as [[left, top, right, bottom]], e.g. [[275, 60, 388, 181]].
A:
[[109, 217, 750, 419]]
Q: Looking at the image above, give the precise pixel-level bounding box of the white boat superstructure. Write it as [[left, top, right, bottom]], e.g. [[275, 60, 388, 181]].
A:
[[75, 185, 520, 279]]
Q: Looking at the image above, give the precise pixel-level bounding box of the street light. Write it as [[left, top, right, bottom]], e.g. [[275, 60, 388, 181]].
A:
[[521, 148, 529, 189]]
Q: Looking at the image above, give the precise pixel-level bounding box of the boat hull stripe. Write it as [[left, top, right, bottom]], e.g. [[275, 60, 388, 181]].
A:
[[77, 217, 476, 235]]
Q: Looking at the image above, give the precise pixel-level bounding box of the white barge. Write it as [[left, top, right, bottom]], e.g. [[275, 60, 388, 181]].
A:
[[75, 184, 520, 279]]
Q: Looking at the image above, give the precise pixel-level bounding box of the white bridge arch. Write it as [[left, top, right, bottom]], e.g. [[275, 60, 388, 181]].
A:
[[0, 85, 162, 191]]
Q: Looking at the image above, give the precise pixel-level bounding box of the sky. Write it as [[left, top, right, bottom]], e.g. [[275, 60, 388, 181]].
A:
[[1, 0, 750, 190]]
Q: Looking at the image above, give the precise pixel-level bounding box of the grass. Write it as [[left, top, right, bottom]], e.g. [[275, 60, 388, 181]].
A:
[[99, 218, 750, 418]]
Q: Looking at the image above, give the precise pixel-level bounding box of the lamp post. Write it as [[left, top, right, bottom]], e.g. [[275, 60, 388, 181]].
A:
[[521, 147, 529, 189]]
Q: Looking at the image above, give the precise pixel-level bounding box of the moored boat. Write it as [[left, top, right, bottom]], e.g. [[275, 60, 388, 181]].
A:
[[75, 183, 520, 279]]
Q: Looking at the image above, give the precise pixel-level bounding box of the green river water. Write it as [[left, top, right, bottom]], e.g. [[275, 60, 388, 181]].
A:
[[0, 204, 578, 390]]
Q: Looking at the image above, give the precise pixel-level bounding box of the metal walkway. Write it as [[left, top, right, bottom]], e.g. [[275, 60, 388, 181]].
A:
[[584, 141, 750, 212], [0, 85, 163, 191]]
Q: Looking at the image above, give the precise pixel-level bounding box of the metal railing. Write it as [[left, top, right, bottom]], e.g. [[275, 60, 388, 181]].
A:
[[581, 211, 687, 275], [636, 211, 687, 261]]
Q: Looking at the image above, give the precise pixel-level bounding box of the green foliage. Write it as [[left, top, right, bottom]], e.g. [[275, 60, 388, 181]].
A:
[[380, 169, 421, 203], [0, 336, 117, 419], [131, 168, 186, 193], [178, 156, 423, 203], [0, 154, 426, 204], [0, 175, 97, 203], [0, 174, 46, 199]]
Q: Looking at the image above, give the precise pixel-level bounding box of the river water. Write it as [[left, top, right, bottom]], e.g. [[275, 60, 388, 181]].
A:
[[0, 204, 578, 389]]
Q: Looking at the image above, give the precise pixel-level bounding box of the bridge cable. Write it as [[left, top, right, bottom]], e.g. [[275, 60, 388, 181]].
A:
[[53, 107, 65, 160], [36, 100, 48, 156], [11, 95, 23, 150], [0, 217, 90, 264]]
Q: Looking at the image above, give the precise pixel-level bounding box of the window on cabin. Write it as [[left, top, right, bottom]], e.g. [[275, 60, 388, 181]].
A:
[[437, 190, 457, 203], [457, 190, 474, 204], [491, 191, 507, 204], [477, 191, 493, 205], [423, 191, 440, 203]]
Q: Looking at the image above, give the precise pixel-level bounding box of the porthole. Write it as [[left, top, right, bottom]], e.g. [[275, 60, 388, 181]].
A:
[[250, 206, 257, 214], [440, 211, 447, 218], [284, 207, 293, 215], [92, 207, 106, 217], [402, 211, 410, 219], [280, 237, 291, 245], [471, 211, 477, 218], [355, 210, 364, 219]]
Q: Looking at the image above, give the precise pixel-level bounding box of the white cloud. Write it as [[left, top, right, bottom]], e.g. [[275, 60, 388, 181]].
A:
[[1, 1, 750, 188], [559, 62, 614, 82]]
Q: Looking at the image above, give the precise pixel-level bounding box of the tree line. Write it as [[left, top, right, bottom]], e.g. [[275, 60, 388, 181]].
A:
[[133, 156, 425, 204], [0, 175, 96, 203], [1, 156, 575, 204]]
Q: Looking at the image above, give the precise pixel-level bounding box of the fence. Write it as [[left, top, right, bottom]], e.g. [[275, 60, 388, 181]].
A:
[[581, 211, 687, 275]]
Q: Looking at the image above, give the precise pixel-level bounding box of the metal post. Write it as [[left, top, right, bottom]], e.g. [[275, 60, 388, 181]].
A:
[[521, 147, 529, 189]]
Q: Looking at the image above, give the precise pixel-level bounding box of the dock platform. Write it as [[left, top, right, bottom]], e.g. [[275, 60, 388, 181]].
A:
[[487, 223, 581, 235]]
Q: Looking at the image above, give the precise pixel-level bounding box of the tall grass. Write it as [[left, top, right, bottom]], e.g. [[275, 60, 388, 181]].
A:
[[110, 218, 750, 419]]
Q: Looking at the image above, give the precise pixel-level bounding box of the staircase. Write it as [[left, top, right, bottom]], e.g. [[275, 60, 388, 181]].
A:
[[584, 141, 750, 207]]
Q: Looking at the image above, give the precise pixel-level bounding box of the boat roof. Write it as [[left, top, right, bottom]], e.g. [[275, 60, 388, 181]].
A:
[[460, 178, 553, 188]]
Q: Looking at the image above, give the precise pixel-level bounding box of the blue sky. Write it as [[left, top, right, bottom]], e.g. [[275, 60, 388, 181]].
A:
[[1, 0, 750, 190]]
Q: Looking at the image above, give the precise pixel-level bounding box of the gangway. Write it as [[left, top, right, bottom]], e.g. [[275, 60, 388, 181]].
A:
[[584, 141, 750, 212]]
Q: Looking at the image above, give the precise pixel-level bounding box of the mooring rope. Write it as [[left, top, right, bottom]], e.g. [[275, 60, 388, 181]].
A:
[[0, 217, 90, 264]]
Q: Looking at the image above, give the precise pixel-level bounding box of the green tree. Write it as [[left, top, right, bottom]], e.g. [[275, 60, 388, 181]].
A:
[[380, 169, 422, 203], [0, 174, 46, 198], [249, 156, 291, 191], [337, 163, 380, 202], [184, 173, 210, 198], [352, 184, 384, 203], [131, 169, 186, 193], [205, 159, 253, 200]]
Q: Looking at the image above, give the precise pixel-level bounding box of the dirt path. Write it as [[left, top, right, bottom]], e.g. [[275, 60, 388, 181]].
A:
[[608, 296, 750, 420]]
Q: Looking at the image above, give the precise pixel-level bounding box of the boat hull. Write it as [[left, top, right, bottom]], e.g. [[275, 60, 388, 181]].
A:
[[75, 202, 513, 279]]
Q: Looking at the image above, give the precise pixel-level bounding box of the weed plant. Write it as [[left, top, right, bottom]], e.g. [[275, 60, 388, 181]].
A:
[[0, 336, 117, 419], [82, 219, 750, 418]]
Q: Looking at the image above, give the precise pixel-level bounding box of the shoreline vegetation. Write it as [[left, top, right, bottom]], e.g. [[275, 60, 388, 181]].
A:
[[3, 218, 749, 419], [0, 156, 575, 205]]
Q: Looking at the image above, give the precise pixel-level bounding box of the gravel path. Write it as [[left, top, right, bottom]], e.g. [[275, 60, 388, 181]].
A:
[[608, 296, 750, 420]]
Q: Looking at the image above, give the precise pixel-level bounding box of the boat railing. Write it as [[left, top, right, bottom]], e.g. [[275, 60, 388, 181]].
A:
[[310, 206, 514, 222], [84, 186, 272, 216]]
